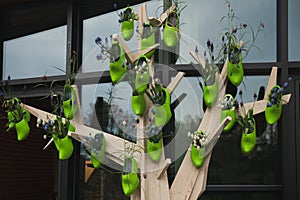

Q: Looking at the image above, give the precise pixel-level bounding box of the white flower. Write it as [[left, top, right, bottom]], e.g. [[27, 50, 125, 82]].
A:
[[36, 124, 39, 128], [43, 135, 47, 140], [122, 120, 127, 126], [37, 118, 41, 124], [197, 146, 200, 150], [194, 135, 197, 140], [187, 132, 191, 138], [42, 120, 45, 125]]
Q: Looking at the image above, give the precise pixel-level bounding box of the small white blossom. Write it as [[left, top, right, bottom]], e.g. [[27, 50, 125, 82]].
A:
[[37, 118, 41, 124], [187, 132, 191, 138], [122, 120, 127, 126], [43, 135, 47, 140]]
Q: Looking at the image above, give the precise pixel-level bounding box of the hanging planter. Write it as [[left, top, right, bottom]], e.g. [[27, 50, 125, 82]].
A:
[[52, 134, 74, 160], [109, 42, 127, 84], [163, 11, 179, 48], [15, 118, 30, 141], [131, 91, 146, 116], [240, 118, 256, 155], [141, 22, 156, 58], [3, 98, 31, 141], [220, 94, 236, 132], [227, 46, 244, 86], [121, 157, 140, 196], [203, 79, 218, 107], [145, 129, 163, 162], [135, 55, 150, 94], [119, 7, 135, 41], [63, 85, 77, 120], [236, 91, 257, 155], [146, 82, 172, 127], [37, 116, 74, 160], [95, 37, 127, 84], [89, 132, 106, 169], [188, 130, 207, 168], [153, 88, 171, 127], [265, 85, 283, 125]]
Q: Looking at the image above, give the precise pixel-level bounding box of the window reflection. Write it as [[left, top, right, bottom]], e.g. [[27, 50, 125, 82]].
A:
[[3, 26, 67, 80], [178, 0, 276, 64], [82, 0, 163, 73]]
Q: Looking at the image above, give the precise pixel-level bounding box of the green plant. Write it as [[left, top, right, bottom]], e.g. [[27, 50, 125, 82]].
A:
[[187, 130, 207, 150], [218, 1, 264, 64], [95, 36, 123, 63], [235, 91, 257, 134], [145, 79, 166, 105]]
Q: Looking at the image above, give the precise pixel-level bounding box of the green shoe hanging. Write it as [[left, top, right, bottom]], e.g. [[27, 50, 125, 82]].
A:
[[241, 118, 257, 155], [53, 134, 74, 160], [109, 41, 127, 84], [141, 23, 156, 58], [147, 135, 162, 162], [131, 92, 146, 116], [121, 157, 140, 196], [154, 88, 172, 127], [265, 85, 283, 125], [121, 7, 135, 41], [190, 145, 205, 168], [15, 118, 30, 141], [91, 133, 106, 169], [203, 79, 218, 107], [220, 94, 236, 132], [135, 55, 150, 94], [163, 11, 179, 47], [227, 46, 244, 86], [63, 85, 77, 120]]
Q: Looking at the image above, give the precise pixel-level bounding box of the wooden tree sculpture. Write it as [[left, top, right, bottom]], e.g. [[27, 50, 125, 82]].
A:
[[19, 3, 291, 200]]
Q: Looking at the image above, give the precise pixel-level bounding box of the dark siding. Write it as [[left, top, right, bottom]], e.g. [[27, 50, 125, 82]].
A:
[[0, 97, 57, 200]]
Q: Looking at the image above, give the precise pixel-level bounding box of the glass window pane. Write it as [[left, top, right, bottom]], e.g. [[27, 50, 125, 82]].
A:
[[288, 0, 300, 61], [82, 0, 163, 73], [3, 26, 67, 80], [178, 0, 276, 64]]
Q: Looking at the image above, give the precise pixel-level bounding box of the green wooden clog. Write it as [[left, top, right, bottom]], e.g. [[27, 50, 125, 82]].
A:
[[203, 79, 218, 107], [53, 134, 74, 160], [241, 118, 256, 155], [15, 118, 30, 141], [190, 145, 205, 168], [265, 85, 282, 125], [121, 157, 140, 196], [109, 41, 127, 84], [154, 88, 172, 127], [147, 137, 162, 162], [141, 23, 156, 58], [227, 47, 244, 86], [163, 11, 179, 47], [131, 93, 146, 116], [121, 7, 135, 41]]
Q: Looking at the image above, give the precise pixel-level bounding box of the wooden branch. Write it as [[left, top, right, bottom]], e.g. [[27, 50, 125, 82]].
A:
[[113, 34, 135, 65], [85, 160, 95, 183], [167, 72, 185, 95], [189, 51, 205, 68], [157, 158, 171, 179], [149, 5, 176, 27], [72, 85, 84, 125], [239, 93, 292, 116]]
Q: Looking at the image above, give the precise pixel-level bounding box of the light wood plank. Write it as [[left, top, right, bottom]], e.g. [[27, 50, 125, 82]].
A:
[[167, 72, 185, 95]]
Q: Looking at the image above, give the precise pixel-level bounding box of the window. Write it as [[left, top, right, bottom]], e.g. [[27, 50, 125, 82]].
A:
[[288, 0, 300, 61], [177, 0, 276, 64], [2, 26, 67, 80]]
